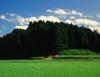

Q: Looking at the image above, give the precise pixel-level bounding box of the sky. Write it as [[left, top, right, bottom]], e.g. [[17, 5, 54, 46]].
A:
[[0, 0, 100, 36]]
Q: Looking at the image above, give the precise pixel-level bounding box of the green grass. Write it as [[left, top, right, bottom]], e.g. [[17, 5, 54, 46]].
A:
[[0, 60, 100, 77]]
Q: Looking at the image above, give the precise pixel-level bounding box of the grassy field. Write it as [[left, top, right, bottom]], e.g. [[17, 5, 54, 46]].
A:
[[0, 59, 100, 77]]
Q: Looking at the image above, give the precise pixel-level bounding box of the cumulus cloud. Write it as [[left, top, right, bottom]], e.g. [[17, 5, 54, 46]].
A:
[[38, 16, 61, 22], [65, 18, 100, 33], [15, 25, 28, 30], [70, 10, 83, 17], [0, 14, 35, 30], [66, 19, 75, 25], [46, 8, 84, 17], [9, 14, 60, 23], [69, 16, 76, 19], [0, 15, 6, 20], [14, 16, 38, 30], [14, 15, 60, 29], [1, 12, 100, 32], [9, 13, 15, 16], [15, 16, 29, 25], [0, 13, 61, 30], [75, 19, 100, 27], [15, 15, 61, 26], [28, 17, 38, 22], [75, 19, 100, 32], [0, 14, 13, 22], [46, 9, 67, 15]]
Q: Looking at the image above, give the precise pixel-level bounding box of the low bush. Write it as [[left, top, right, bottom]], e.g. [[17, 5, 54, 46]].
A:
[[59, 49, 96, 55]]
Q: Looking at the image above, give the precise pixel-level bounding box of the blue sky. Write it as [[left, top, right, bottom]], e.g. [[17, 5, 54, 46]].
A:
[[0, 0, 100, 36]]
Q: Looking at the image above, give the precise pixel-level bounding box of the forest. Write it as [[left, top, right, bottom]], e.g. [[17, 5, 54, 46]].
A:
[[0, 20, 100, 59]]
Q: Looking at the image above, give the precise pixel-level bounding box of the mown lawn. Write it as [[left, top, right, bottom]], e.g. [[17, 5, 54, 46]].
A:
[[0, 60, 100, 77]]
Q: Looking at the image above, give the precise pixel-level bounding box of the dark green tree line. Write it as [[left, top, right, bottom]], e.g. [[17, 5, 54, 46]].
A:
[[0, 21, 100, 59]]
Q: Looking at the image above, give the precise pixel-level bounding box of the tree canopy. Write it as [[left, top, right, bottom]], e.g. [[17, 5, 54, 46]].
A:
[[0, 21, 100, 59]]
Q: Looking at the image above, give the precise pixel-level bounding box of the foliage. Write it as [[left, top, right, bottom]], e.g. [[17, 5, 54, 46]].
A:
[[59, 49, 96, 55], [0, 21, 100, 59]]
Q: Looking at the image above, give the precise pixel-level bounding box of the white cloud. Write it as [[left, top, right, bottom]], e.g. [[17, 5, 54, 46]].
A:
[[65, 18, 100, 33], [0, 15, 6, 20], [70, 10, 83, 17], [69, 16, 76, 19], [16, 16, 29, 25], [15, 25, 28, 30], [75, 19, 100, 33], [38, 16, 61, 22], [0, 15, 13, 22], [0, 13, 61, 30], [46, 9, 84, 17], [46, 9, 52, 12], [1, 12, 100, 33], [65, 19, 100, 27], [46, 9, 67, 15], [75, 19, 100, 27], [65, 19, 75, 25], [14, 16, 60, 30], [8, 13, 15, 16], [15, 15, 61, 27], [28, 17, 38, 22], [16, 16, 38, 25], [0, 14, 33, 30]]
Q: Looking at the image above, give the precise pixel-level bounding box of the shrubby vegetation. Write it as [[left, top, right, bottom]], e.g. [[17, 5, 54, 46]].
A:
[[59, 49, 96, 55], [0, 21, 100, 59]]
